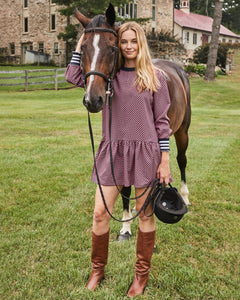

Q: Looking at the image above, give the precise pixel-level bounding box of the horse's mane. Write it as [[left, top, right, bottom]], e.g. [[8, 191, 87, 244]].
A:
[[86, 15, 110, 29]]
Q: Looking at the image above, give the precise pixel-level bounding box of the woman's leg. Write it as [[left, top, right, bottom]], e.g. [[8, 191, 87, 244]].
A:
[[93, 185, 121, 234], [87, 185, 121, 290], [127, 187, 156, 297]]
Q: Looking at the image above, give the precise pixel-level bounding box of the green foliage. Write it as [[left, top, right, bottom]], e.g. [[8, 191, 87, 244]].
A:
[[185, 63, 206, 76], [55, 0, 130, 18], [193, 43, 233, 68], [146, 30, 180, 43]]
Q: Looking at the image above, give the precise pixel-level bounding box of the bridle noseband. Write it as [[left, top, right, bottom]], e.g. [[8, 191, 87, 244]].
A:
[[82, 27, 118, 96]]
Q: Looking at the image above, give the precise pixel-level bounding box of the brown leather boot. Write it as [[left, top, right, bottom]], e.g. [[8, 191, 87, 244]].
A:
[[127, 228, 156, 297], [86, 230, 109, 290]]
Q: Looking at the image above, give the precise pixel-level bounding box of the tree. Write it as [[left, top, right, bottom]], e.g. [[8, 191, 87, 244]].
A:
[[204, 0, 224, 81]]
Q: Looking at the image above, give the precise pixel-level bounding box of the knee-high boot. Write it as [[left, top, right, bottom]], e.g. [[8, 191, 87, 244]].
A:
[[86, 230, 109, 290], [127, 227, 156, 297]]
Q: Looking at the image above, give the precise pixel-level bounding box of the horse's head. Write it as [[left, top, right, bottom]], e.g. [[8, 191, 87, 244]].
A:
[[75, 4, 118, 113]]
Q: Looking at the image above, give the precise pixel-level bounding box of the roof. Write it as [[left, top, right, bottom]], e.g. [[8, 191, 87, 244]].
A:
[[174, 9, 240, 38]]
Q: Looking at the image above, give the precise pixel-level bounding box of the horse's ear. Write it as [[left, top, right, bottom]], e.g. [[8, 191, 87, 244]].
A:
[[75, 7, 91, 28], [106, 3, 116, 27]]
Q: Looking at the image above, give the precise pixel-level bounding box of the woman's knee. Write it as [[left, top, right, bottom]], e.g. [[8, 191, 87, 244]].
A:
[[93, 207, 110, 224]]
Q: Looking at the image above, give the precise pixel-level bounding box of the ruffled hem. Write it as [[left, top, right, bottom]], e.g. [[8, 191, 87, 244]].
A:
[[91, 139, 161, 188]]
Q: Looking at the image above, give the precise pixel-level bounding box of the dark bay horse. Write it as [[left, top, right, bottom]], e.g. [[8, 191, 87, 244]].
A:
[[75, 4, 191, 239]]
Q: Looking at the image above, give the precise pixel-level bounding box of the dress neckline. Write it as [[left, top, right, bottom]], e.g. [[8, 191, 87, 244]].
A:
[[121, 66, 136, 72]]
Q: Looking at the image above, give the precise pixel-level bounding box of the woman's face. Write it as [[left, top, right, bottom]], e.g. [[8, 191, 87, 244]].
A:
[[120, 29, 139, 64]]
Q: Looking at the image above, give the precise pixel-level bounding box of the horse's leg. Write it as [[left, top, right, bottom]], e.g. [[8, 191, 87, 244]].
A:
[[174, 126, 191, 205], [118, 186, 132, 242]]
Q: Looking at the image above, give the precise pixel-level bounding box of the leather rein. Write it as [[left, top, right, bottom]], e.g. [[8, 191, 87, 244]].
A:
[[84, 27, 158, 222]]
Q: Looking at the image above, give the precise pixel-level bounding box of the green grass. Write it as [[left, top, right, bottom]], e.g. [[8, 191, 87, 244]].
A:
[[0, 53, 240, 299]]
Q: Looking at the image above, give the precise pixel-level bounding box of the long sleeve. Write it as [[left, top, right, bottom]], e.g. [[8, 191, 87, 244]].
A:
[[153, 70, 172, 152], [65, 52, 84, 88]]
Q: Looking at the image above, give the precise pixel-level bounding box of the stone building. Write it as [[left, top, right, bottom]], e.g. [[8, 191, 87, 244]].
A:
[[117, 0, 174, 34], [0, 0, 71, 66], [0, 0, 174, 65]]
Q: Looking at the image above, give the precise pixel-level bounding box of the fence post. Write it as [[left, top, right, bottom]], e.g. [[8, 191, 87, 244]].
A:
[[55, 69, 58, 90], [25, 70, 28, 91]]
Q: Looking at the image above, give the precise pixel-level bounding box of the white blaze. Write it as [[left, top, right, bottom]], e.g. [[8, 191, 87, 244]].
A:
[[86, 34, 100, 95]]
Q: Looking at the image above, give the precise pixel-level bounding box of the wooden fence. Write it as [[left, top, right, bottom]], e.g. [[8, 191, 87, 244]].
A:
[[0, 68, 67, 91]]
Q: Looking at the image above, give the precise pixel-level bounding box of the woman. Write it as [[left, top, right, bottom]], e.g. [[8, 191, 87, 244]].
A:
[[65, 22, 172, 297]]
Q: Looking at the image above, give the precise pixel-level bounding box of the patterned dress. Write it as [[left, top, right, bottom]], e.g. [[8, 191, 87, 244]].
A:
[[65, 52, 172, 188]]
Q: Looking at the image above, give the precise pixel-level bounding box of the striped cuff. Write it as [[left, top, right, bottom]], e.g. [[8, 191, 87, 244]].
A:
[[70, 51, 82, 65], [159, 138, 170, 152]]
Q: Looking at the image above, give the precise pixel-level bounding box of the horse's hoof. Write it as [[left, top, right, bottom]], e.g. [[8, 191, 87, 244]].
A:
[[117, 232, 131, 242]]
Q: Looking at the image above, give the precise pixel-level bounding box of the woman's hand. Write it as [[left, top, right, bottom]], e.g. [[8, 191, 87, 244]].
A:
[[157, 151, 171, 185], [75, 34, 85, 53]]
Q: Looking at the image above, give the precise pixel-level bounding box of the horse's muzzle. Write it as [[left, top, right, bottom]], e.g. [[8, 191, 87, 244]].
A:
[[83, 95, 104, 113]]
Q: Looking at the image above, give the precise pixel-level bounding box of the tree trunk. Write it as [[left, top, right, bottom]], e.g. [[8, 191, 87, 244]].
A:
[[204, 0, 224, 81]]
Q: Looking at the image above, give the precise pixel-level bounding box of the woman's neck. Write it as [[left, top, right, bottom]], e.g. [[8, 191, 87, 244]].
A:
[[124, 59, 136, 68]]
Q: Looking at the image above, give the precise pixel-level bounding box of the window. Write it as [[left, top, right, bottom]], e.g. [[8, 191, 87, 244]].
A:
[[54, 42, 59, 54], [51, 14, 56, 30], [184, 31, 189, 44], [193, 33, 197, 45], [152, 0, 155, 4], [134, 4, 137, 18], [24, 18, 28, 32], [51, 0, 57, 3], [10, 43, 15, 55], [24, 0, 28, 8], [130, 3, 133, 18], [38, 42, 44, 53], [229, 39, 232, 43], [152, 6, 155, 21]]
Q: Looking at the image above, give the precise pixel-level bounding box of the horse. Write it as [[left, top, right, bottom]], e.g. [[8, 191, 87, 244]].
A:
[[75, 4, 191, 241]]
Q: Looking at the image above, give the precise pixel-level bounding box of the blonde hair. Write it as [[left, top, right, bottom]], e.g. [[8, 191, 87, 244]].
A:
[[118, 22, 160, 94]]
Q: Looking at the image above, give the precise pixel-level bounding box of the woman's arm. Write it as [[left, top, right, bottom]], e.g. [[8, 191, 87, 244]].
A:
[[65, 35, 85, 88], [153, 71, 172, 185]]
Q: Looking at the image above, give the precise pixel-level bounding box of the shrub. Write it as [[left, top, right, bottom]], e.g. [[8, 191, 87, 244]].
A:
[[185, 64, 206, 76], [193, 43, 232, 68]]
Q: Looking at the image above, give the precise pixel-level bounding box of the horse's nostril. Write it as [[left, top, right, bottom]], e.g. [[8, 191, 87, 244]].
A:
[[97, 96, 103, 108]]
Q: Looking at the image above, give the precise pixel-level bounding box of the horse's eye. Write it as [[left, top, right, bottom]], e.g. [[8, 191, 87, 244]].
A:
[[110, 47, 115, 54]]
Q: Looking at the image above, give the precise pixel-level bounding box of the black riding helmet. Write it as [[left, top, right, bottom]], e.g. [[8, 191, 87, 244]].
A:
[[152, 183, 188, 224]]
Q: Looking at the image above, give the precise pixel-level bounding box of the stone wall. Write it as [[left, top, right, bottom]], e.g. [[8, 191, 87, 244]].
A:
[[148, 40, 187, 64], [126, 0, 174, 34]]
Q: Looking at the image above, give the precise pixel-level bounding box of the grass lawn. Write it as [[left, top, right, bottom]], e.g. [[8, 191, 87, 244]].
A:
[[0, 53, 240, 299]]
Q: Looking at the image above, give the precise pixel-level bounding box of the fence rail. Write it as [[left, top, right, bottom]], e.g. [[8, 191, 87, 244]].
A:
[[0, 68, 67, 91]]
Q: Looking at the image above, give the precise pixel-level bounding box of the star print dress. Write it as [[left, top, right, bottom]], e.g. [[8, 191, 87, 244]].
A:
[[65, 52, 172, 188]]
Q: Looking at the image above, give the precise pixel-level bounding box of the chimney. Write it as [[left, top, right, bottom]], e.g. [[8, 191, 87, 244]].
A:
[[180, 0, 190, 14]]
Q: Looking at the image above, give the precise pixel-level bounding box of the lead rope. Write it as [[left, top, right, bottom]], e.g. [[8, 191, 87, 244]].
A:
[[88, 115, 159, 222]]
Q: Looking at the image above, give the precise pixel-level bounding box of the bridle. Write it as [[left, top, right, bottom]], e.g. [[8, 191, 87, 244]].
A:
[[84, 26, 158, 222], [83, 27, 119, 99]]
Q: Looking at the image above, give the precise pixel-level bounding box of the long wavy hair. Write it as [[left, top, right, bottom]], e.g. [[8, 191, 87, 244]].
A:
[[118, 22, 160, 94]]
